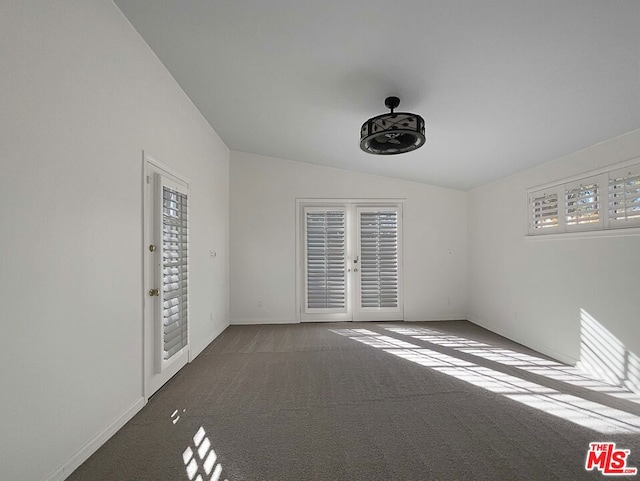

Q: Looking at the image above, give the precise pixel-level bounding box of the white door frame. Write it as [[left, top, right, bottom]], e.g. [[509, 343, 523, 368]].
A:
[[295, 198, 405, 323], [143, 151, 191, 400]]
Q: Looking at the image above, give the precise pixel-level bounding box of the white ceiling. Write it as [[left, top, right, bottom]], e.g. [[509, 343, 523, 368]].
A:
[[114, 0, 640, 190]]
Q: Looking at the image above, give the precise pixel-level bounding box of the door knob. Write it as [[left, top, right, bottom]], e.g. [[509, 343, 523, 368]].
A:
[[149, 288, 160, 297], [353, 268, 359, 272]]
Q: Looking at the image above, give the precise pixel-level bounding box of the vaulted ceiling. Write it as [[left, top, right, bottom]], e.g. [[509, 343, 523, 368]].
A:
[[114, 0, 640, 190]]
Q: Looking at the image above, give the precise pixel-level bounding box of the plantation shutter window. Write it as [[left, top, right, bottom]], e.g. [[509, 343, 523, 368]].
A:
[[359, 210, 399, 309], [528, 187, 562, 235], [158, 179, 189, 367], [526, 160, 640, 236], [564, 175, 604, 231], [609, 166, 640, 228], [305, 209, 346, 310]]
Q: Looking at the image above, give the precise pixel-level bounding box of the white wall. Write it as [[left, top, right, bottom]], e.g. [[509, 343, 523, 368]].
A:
[[230, 151, 467, 324], [0, 2, 229, 480], [468, 130, 640, 368]]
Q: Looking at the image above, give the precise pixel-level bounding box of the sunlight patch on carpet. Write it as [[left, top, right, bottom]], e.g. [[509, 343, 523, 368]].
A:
[[183, 426, 229, 481], [384, 325, 640, 404], [333, 328, 640, 434]]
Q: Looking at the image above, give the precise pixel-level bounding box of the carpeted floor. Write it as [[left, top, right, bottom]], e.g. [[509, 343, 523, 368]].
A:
[[68, 321, 640, 480]]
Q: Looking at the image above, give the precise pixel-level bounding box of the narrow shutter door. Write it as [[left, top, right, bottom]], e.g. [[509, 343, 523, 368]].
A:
[[306, 210, 346, 310], [161, 184, 188, 363], [359, 211, 398, 308], [609, 167, 640, 227]]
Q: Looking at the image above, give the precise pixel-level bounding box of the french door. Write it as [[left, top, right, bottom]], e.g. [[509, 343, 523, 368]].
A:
[[144, 155, 190, 398], [300, 203, 403, 322]]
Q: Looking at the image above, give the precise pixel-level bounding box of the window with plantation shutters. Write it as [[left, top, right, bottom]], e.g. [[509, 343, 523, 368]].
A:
[[565, 176, 602, 230], [305, 209, 346, 310], [161, 185, 188, 362], [609, 166, 640, 227], [529, 190, 560, 234], [527, 160, 640, 235], [359, 210, 399, 308]]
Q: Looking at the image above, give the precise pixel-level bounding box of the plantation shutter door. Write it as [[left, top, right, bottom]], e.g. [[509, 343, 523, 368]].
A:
[[609, 166, 640, 228], [359, 210, 399, 309], [157, 175, 189, 370], [305, 208, 346, 311]]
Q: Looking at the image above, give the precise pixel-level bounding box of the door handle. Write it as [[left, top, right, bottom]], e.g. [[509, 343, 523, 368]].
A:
[[149, 288, 160, 297], [353, 268, 359, 272]]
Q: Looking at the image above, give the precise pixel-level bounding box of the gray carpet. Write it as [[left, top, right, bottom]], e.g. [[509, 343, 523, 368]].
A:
[[69, 321, 640, 480]]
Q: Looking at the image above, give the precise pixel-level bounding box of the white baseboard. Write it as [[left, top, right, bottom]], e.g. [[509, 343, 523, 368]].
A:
[[190, 321, 230, 360], [44, 397, 146, 481], [403, 317, 468, 322], [46, 320, 231, 481], [231, 318, 298, 325], [230, 318, 468, 325], [468, 315, 578, 365]]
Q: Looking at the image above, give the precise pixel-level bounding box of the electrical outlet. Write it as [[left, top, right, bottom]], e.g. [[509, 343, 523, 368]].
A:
[[257, 299, 263, 308]]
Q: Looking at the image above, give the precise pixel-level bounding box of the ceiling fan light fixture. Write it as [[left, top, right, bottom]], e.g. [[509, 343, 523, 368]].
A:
[[360, 96, 426, 155]]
